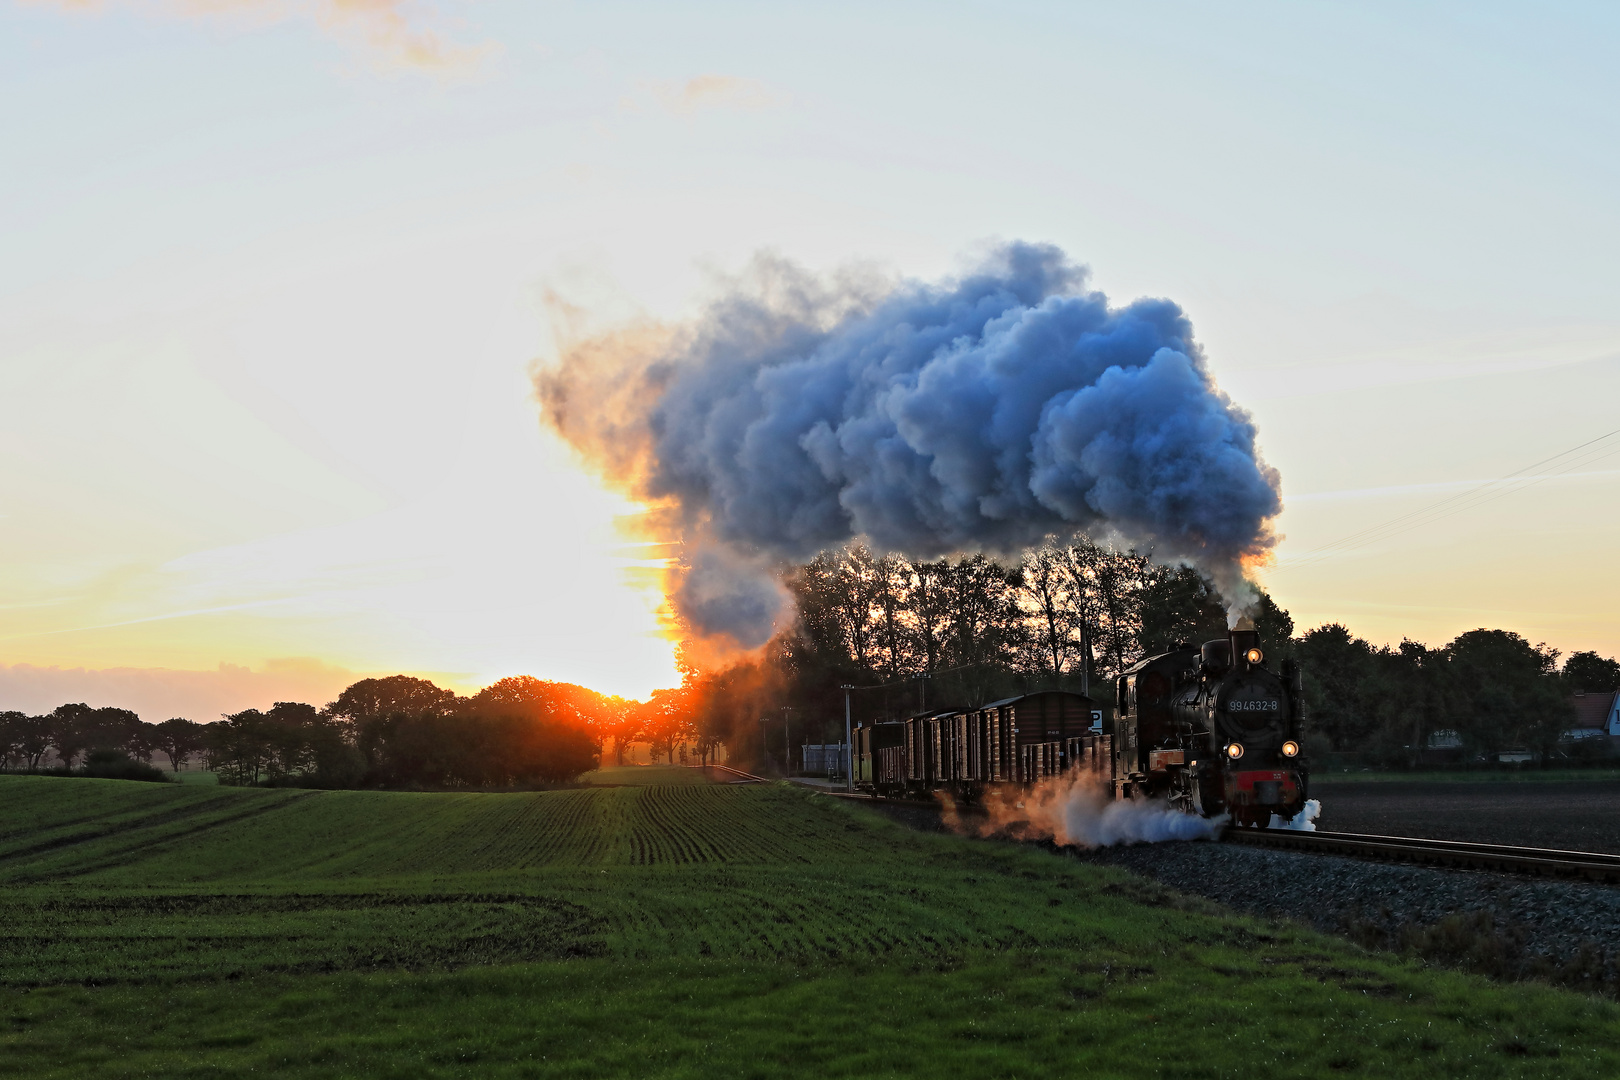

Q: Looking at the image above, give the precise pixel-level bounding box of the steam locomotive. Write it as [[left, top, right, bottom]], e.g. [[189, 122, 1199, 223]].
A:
[[851, 616, 1308, 828]]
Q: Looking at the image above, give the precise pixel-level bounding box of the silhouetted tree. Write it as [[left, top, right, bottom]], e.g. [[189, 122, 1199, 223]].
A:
[[13, 715, 52, 772], [1565, 651, 1620, 693], [152, 718, 205, 772], [467, 676, 601, 782], [1020, 546, 1085, 688], [0, 712, 23, 770], [1062, 540, 1148, 679], [1242, 589, 1295, 662], [208, 709, 275, 785], [1137, 564, 1226, 658], [1439, 629, 1569, 762], [47, 703, 98, 769], [1294, 624, 1382, 751]]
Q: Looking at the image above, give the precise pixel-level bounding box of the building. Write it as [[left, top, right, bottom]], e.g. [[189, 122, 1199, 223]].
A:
[[1564, 690, 1620, 742], [800, 742, 848, 778]]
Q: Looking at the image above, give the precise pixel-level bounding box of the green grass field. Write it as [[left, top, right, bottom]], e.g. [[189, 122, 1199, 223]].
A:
[[581, 764, 722, 786], [1, 771, 1616, 1078]]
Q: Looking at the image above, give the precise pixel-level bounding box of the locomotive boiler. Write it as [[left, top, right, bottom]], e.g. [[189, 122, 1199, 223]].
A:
[[1113, 616, 1307, 827]]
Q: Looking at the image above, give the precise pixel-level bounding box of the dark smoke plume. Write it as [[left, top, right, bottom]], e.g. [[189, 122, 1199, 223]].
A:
[[539, 243, 1281, 653]]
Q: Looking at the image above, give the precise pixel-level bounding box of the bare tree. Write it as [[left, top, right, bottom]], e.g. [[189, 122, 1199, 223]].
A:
[[870, 552, 913, 679], [1061, 539, 1148, 680], [836, 546, 883, 674], [906, 557, 953, 676], [941, 555, 1025, 705], [1020, 545, 1085, 687]]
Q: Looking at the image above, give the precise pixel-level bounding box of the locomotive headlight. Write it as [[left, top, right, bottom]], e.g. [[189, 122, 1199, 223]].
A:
[[1282, 740, 1300, 758], [1225, 742, 1244, 760], [1245, 647, 1264, 665]]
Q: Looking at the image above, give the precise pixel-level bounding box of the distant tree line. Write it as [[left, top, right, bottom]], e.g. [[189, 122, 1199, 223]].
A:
[[0, 675, 691, 788], [1289, 628, 1619, 768], [6, 540, 1617, 780]]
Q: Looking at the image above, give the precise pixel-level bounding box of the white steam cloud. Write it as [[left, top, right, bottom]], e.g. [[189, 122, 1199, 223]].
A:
[[1268, 798, 1322, 831], [944, 772, 1224, 848], [540, 242, 1282, 653]]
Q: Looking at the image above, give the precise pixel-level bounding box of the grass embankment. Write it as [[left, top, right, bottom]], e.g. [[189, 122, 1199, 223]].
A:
[[1, 773, 1616, 1077]]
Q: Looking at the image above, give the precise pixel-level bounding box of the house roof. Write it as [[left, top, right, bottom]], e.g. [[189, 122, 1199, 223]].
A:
[[1570, 690, 1620, 730]]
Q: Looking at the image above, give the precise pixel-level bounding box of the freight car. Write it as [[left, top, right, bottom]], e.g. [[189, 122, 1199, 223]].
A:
[[853, 689, 1107, 801], [849, 616, 1307, 828], [852, 720, 907, 796]]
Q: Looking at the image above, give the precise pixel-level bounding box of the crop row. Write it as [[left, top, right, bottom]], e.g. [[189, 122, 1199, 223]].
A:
[[0, 777, 898, 885]]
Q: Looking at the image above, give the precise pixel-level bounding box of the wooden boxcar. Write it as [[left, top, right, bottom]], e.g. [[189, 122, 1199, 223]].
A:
[[853, 721, 907, 796], [858, 692, 1103, 799], [902, 708, 957, 793], [907, 691, 1103, 799]]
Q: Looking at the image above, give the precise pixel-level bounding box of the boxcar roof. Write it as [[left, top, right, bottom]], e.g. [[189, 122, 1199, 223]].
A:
[[906, 707, 963, 719], [979, 690, 1098, 710]]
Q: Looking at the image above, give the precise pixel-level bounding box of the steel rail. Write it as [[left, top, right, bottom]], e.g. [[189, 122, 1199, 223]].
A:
[[698, 763, 770, 784], [1222, 827, 1620, 884]]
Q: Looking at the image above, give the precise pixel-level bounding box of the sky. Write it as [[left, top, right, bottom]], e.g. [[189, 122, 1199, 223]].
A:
[[3, 0, 1618, 719]]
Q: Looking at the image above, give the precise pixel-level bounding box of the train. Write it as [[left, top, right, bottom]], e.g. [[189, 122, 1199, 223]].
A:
[[851, 616, 1308, 828]]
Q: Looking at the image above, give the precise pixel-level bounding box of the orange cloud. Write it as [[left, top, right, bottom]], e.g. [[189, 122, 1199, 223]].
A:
[[23, 0, 489, 72]]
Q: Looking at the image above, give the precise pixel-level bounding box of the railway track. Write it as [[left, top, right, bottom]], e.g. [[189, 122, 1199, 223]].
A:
[[696, 768, 1620, 884], [697, 764, 771, 783], [1223, 827, 1620, 884]]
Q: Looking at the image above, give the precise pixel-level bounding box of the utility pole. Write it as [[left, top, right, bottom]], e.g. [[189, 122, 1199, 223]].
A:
[[780, 707, 792, 775], [841, 685, 853, 793], [1079, 618, 1090, 699]]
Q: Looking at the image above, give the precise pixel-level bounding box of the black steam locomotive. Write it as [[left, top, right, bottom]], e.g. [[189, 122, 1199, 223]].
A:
[[851, 616, 1308, 828], [1113, 615, 1308, 827]]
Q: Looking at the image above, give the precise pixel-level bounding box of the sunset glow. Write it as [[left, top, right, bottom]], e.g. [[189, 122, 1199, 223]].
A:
[[4, 1, 1619, 720]]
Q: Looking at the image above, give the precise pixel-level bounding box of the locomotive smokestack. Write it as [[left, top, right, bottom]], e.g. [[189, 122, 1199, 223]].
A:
[[540, 242, 1283, 653], [1230, 615, 1261, 670]]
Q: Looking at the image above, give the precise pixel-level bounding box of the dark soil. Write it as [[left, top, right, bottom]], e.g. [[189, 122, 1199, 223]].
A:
[[1313, 780, 1620, 854]]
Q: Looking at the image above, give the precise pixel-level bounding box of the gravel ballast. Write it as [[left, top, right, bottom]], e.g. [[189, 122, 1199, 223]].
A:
[[1072, 838, 1620, 994], [849, 780, 1620, 993]]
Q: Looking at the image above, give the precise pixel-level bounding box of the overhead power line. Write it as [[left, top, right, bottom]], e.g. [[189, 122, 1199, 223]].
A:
[[1272, 426, 1620, 573]]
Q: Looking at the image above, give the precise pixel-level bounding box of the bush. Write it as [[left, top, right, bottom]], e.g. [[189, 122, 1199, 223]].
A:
[[81, 749, 171, 783]]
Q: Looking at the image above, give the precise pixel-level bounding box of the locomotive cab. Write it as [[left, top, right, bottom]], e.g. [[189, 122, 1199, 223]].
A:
[[1112, 644, 1200, 802]]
